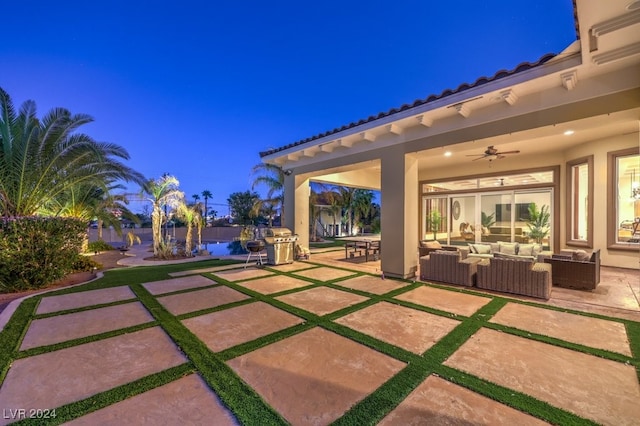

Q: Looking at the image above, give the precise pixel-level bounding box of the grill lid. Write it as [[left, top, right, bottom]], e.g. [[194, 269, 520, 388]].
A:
[[264, 227, 292, 237]]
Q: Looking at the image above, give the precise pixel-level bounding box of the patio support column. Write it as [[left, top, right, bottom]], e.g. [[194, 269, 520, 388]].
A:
[[284, 173, 310, 249], [380, 147, 418, 279]]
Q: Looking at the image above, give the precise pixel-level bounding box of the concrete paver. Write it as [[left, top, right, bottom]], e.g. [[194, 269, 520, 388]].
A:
[[335, 275, 407, 295], [66, 374, 237, 425], [490, 302, 632, 356], [335, 301, 460, 354], [169, 263, 244, 277], [182, 302, 304, 352], [444, 327, 640, 426], [394, 285, 491, 317], [142, 275, 216, 295], [21, 302, 154, 350], [0, 327, 187, 424], [276, 287, 368, 316], [292, 266, 358, 282], [232, 274, 312, 294], [36, 286, 135, 314], [227, 327, 406, 425], [211, 267, 275, 282], [157, 286, 250, 316], [267, 262, 314, 272], [379, 374, 549, 425]]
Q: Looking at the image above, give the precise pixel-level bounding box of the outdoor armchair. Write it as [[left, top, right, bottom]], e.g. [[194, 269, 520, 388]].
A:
[[543, 249, 600, 290]]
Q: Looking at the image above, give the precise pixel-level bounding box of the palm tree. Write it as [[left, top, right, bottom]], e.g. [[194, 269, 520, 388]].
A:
[[142, 175, 184, 257], [176, 201, 202, 256], [0, 87, 145, 218], [192, 194, 200, 206], [353, 189, 374, 233], [41, 181, 137, 240], [336, 186, 357, 235], [201, 189, 212, 225], [251, 163, 284, 225]]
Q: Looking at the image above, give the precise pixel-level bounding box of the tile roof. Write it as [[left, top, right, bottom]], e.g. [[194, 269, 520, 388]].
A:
[[259, 52, 557, 158]]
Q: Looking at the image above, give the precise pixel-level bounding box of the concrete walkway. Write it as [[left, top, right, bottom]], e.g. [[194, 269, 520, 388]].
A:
[[0, 246, 639, 424]]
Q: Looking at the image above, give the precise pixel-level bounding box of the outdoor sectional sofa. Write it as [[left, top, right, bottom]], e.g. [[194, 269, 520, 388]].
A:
[[476, 256, 552, 300], [419, 250, 481, 287]]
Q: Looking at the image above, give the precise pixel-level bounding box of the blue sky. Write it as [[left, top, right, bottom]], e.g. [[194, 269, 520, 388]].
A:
[[1, 1, 576, 213]]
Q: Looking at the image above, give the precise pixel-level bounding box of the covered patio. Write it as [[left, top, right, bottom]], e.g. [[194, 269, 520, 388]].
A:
[[260, 0, 640, 279]]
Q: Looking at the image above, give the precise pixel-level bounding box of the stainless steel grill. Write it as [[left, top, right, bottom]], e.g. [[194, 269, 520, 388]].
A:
[[263, 227, 298, 265]]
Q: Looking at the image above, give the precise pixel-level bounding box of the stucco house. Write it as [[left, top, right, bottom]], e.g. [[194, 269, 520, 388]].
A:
[[260, 0, 640, 279]]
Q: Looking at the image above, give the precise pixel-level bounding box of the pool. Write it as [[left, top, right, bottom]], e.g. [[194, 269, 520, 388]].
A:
[[201, 241, 250, 256]]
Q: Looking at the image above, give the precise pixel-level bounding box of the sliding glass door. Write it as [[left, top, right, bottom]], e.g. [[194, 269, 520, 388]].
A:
[[423, 189, 553, 250]]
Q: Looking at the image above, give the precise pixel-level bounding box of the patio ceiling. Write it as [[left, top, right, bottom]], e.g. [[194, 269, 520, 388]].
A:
[[266, 0, 640, 190]]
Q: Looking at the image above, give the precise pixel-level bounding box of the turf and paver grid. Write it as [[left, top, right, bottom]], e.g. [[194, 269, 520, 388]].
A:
[[0, 259, 638, 425]]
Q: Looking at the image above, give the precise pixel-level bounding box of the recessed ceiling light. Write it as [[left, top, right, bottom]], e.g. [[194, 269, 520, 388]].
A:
[[444, 151, 452, 157], [564, 130, 575, 136]]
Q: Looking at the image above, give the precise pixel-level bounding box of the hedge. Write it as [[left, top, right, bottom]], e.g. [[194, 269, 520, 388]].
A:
[[0, 216, 86, 292]]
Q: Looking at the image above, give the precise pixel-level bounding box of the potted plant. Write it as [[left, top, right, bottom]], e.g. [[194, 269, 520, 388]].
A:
[[481, 211, 496, 234], [526, 203, 550, 244], [427, 210, 442, 240]]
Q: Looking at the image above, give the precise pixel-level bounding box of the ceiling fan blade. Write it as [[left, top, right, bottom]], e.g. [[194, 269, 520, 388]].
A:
[[496, 150, 520, 155], [472, 156, 485, 161], [466, 154, 486, 157]]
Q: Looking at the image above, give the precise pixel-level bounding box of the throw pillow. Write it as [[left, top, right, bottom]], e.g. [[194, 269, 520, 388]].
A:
[[474, 244, 492, 255], [532, 244, 543, 256], [574, 249, 590, 261], [498, 242, 518, 255], [468, 243, 477, 254], [518, 244, 535, 256], [425, 240, 442, 249]]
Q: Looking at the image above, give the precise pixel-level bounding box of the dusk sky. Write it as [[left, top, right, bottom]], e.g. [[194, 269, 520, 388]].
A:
[[2, 1, 576, 214]]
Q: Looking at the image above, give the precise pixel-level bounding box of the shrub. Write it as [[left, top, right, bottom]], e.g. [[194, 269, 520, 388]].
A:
[[71, 255, 103, 272], [0, 216, 86, 293], [86, 240, 115, 253]]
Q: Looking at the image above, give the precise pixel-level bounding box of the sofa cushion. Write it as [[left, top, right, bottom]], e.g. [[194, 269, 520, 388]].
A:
[[498, 242, 518, 255], [435, 249, 460, 257], [574, 249, 591, 261], [518, 243, 535, 256], [425, 240, 442, 249], [494, 252, 535, 262], [469, 243, 491, 254]]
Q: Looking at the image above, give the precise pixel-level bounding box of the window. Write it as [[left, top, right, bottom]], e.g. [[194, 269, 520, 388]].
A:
[[566, 156, 593, 247], [607, 148, 640, 250]]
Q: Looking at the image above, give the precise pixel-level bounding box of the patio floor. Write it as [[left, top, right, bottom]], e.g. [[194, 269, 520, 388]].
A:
[[0, 249, 638, 425]]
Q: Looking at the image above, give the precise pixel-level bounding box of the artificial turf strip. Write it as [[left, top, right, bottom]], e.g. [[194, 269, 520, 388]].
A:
[[625, 321, 640, 380], [32, 297, 139, 319], [9, 363, 195, 426], [434, 365, 599, 426], [16, 322, 157, 359], [331, 362, 435, 426], [0, 297, 38, 385], [483, 321, 635, 364], [39, 259, 239, 297], [129, 283, 288, 425]]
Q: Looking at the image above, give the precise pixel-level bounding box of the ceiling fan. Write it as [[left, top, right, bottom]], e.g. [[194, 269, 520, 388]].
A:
[[467, 145, 520, 161]]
